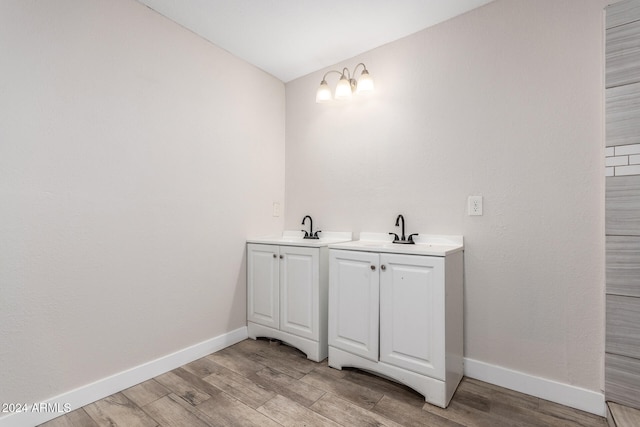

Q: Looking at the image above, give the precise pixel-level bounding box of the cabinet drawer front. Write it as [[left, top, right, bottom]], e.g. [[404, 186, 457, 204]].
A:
[[280, 246, 319, 340], [329, 250, 379, 362], [379, 254, 445, 380], [247, 244, 279, 329]]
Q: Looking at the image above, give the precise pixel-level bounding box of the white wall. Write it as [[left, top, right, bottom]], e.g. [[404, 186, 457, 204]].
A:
[[0, 0, 612, 416], [0, 0, 284, 407], [285, 0, 607, 393]]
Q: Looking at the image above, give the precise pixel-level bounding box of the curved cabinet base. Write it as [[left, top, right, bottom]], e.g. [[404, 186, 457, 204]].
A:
[[248, 322, 327, 362], [328, 346, 461, 408]]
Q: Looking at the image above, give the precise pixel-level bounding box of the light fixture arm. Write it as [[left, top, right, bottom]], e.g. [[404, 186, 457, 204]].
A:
[[321, 69, 345, 81], [352, 63, 367, 76]]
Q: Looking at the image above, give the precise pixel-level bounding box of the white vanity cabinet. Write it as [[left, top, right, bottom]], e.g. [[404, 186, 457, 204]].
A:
[[246, 231, 352, 362], [328, 234, 463, 408], [247, 243, 321, 352]]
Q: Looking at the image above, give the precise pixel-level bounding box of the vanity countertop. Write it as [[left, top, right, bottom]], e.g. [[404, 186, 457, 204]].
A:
[[247, 231, 352, 247], [329, 232, 463, 256]]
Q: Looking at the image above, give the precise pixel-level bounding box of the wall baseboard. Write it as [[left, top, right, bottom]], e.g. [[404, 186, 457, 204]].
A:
[[464, 357, 605, 417], [0, 326, 248, 427]]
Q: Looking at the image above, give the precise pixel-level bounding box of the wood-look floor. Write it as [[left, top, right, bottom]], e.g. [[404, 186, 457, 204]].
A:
[[608, 401, 640, 427], [40, 338, 606, 427]]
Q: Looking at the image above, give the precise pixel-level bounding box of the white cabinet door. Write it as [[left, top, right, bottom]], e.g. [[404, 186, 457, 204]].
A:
[[247, 244, 279, 329], [329, 249, 379, 362], [379, 253, 445, 380], [280, 246, 319, 340]]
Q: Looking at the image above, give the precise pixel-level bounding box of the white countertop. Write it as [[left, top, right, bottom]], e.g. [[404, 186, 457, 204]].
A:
[[247, 230, 353, 247], [328, 232, 463, 256]]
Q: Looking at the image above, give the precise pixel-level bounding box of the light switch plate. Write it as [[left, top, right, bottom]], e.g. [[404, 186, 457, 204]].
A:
[[272, 202, 280, 217], [468, 196, 483, 216]]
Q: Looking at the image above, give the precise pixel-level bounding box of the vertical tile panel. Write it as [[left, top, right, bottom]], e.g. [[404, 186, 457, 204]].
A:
[[607, 236, 640, 297], [606, 0, 640, 29], [606, 22, 640, 88], [606, 295, 640, 358], [607, 82, 640, 147], [605, 353, 640, 410], [606, 175, 640, 235], [606, 1, 640, 410]]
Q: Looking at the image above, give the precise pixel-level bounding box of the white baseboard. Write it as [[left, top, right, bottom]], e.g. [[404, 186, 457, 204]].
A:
[[464, 357, 605, 417], [0, 326, 248, 427]]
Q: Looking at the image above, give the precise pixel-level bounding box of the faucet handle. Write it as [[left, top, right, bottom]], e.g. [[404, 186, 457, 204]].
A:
[[389, 232, 400, 242], [313, 230, 322, 237], [408, 233, 419, 242], [301, 230, 309, 237]]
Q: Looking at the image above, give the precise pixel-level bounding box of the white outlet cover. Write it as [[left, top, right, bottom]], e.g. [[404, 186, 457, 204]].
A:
[[468, 196, 483, 216]]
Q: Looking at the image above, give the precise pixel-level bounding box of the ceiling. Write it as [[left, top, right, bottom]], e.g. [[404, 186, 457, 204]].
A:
[[136, 0, 494, 82]]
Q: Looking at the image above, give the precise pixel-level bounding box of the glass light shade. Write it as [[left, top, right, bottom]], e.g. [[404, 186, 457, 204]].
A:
[[315, 80, 332, 103], [334, 75, 353, 100], [356, 69, 374, 94]]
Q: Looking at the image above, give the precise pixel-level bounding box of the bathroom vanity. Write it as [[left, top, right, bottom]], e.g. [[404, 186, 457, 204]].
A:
[[246, 231, 352, 362], [327, 233, 464, 408]]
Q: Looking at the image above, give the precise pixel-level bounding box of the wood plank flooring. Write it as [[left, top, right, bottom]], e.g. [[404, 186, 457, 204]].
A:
[[39, 338, 606, 427], [608, 401, 640, 427]]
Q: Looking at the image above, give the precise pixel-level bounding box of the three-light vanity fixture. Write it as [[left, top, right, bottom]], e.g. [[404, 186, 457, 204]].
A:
[[315, 63, 374, 103]]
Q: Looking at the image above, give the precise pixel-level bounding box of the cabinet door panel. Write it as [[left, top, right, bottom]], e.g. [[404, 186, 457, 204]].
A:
[[329, 250, 379, 362], [247, 244, 279, 329], [280, 246, 319, 340], [380, 254, 445, 379]]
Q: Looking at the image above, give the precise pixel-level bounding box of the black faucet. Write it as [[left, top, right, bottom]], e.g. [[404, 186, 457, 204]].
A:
[[389, 214, 418, 244], [301, 215, 321, 239]]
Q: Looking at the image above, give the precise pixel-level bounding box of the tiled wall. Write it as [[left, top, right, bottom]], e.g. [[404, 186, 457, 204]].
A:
[[606, 144, 640, 176], [605, 0, 640, 410]]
